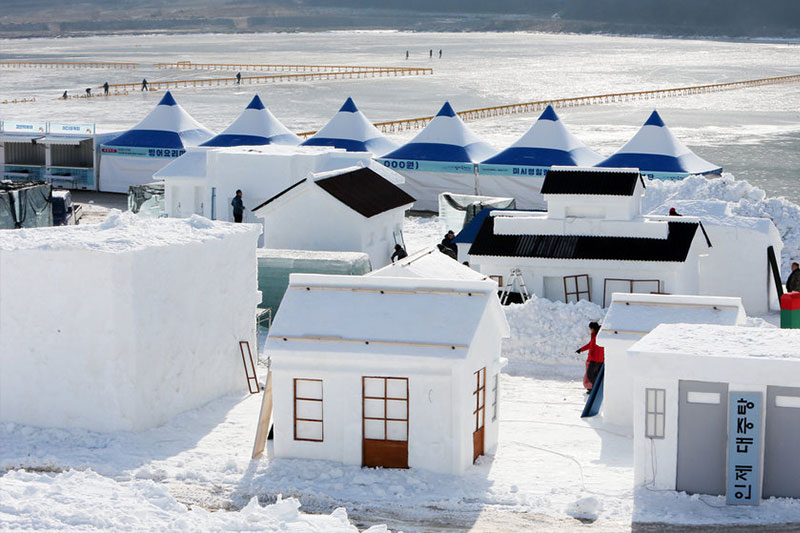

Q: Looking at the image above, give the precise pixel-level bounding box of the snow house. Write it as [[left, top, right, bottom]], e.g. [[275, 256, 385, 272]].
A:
[[598, 292, 746, 428], [595, 110, 722, 180], [466, 167, 712, 306], [99, 91, 214, 193], [252, 165, 414, 269], [629, 324, 800, 503], [265, 273, 510, 475], [367, 246, 492, 282], [377, 101, 495, 212], [0, 213, 262, 432]]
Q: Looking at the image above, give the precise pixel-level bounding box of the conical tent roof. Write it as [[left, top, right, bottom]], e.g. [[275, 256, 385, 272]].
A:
[[301, 97, 398, 156], [595, 110, 721, 178], [104, 91, 214, 149], [481, 105, 601, 167], [381, 102, 495, 163], [201, 95, 300, 147]]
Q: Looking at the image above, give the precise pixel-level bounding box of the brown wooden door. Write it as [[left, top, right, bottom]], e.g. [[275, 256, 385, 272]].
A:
[[362, 376, 409, 469], [473, 368, 486, 462]]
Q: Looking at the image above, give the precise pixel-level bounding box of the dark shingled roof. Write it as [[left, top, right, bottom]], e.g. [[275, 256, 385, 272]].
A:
[[540, 168, 645, 196], [468, 216, 705, 262], [314, 167, 415, 218]]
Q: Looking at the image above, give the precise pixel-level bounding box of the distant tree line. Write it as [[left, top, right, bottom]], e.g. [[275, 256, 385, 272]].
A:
[[301, 0, 562, 15]]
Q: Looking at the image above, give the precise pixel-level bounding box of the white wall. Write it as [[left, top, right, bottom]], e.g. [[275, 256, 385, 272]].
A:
[[545, 187, 642, 221], [630, 351, 800, 490], [0, 223, 261, 432]]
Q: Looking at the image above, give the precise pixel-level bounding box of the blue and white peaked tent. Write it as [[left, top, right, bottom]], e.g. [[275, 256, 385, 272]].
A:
[[301, 97, 398, 156], [377, 102, 495, 211], [476, 105, 601, 209], [99, 91, 214, 193], [201, 95, 300, 147], [595, 110, 722, 180]]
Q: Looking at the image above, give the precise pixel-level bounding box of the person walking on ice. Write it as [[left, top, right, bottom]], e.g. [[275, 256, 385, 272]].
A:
[[103, 81, 109, 96], [405, 50, 409, 60], [576, 321, 604, 393], [141, 78, 149, 91], [231, 189, 245, 223], [236, 72, 242, 85]]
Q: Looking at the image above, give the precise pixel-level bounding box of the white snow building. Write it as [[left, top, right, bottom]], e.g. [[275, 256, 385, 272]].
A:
[[648, 199, 782, 314], [0, 212, 261, 432], [477, 105, 602, 210], [377, 102, 496, 211], [599, 293, 746, 428], [467, 167, 712, 306], [630, 324, 800, 502], [200, 94, 300, 147], [301, 97, 398, 156], [252, 166, 414, 269], [266, 273, 510, 475], [155, 144, 388, 229], [368, 246, 492, 282], [595, 110, 722, 180]]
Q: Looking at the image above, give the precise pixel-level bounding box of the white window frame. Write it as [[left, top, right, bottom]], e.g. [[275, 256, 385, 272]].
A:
[[491, 373, 499, 421], [294, 378, 323, 442]]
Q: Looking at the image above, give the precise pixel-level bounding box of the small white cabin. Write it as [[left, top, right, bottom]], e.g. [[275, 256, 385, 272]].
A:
[[467, 167, 711, 306], [265, 273, 510, 475], [630, 324, 800, 503], [252, 166, 414, 269], [598, 292, 746, 428]]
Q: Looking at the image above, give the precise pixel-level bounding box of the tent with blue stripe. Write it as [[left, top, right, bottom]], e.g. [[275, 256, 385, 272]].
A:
[[595, 110, 722, 180], [99, 91, 214, 193], [475, 105, 601, 209], [301, 97, 398, 156], [201, 95, 300, 147], [377, 102, 495, 211]]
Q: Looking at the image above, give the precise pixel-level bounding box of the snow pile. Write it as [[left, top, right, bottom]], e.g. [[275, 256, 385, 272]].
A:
[[566, 496, 603, 520], [0, 469, 377, 532], [502, 295, 605, 370], [643, 174, 800, 273]]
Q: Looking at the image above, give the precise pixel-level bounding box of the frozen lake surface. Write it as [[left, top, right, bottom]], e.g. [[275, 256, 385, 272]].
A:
[[2, 31, 800, 202]]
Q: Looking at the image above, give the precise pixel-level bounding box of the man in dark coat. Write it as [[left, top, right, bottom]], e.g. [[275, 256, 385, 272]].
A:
[[391, 244, 408, 263], [787, 262, 800, 292], [231, 189, 244, 223], [103, 81, 110, 95]]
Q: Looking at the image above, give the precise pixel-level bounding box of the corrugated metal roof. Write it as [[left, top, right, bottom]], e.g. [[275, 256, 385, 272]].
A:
[[540, 167, 645, 196], [314, 167, 415, 218], [469, 216, 703, 262]]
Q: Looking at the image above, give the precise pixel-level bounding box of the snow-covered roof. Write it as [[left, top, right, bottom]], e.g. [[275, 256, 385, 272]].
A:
[[599, 293, 746, 341], [595, 110, 722, 178], [154, 149, 208, 180], [380, 102, 495, 163], [301, 97, 398, 156], [0, 211, 258, 253], [200, 95, 300, 147], [102, 91, 214, 149], [267, 273, 509, 357], [481, 105, 601, 167], [647, 199, 777, 234], [630, 324, 800, 360], [368, 247, 491, 281]]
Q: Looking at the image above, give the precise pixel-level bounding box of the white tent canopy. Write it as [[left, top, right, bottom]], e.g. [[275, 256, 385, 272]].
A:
[[99, 91, 214, 193], [595, 110, 722, 180], [301, 97, 398, 156], [201, 95, 300, 147]]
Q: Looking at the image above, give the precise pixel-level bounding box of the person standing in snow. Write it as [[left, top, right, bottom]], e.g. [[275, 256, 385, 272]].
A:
[[787, 261, 800, 292], [236, 72, 242, 85], [231, 189, 245, 223], [429, 49, 433, 58], [440, 230, 458, 259], [103, 81, 110, 95], [141, 78, 148, 91], [405, 50, 409, 60], [439, 49, 442, 58], [576, 321, 604, 393], [391, 244, 408, 263]]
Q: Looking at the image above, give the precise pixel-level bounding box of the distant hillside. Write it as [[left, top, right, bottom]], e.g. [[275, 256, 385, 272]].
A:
[[1, 0, 798, 39]]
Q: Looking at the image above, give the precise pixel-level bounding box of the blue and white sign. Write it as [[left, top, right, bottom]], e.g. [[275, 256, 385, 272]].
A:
[[49, 122, 96, 135], [1, 121, 47, 134], [100, 146, 185, 158], [377, 158, 476, 175], [478, 164, 549, 177], [727, 391, 762, 505]]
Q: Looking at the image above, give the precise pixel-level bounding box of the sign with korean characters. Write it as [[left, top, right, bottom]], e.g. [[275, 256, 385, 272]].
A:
[[49, 122, 96, 135], [726, 391, 762, 505]]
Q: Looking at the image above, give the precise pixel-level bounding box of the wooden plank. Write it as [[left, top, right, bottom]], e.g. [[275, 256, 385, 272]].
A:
[[252, 370, 273, 459]]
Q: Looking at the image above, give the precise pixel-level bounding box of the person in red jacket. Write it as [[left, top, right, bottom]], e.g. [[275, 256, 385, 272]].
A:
[[576, 321, 604, 393]]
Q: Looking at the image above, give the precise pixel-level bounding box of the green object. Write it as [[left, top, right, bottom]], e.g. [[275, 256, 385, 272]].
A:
[[256, 249, 372, 316], [781, 309, 800, 329]]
